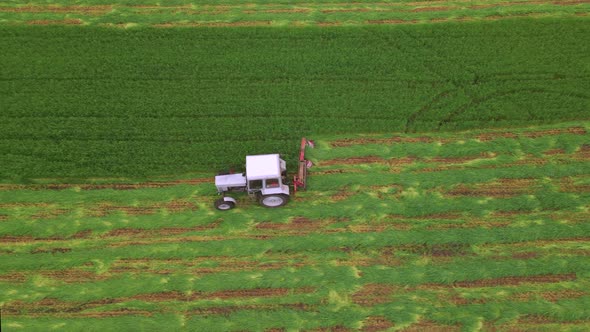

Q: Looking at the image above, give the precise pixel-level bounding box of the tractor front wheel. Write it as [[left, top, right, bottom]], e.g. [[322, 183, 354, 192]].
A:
[[259, 194, 289, 208], [215, 198, 235, 211]]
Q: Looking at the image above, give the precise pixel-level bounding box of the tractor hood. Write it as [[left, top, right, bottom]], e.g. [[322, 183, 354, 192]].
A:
[[215, 173, 247, 192]]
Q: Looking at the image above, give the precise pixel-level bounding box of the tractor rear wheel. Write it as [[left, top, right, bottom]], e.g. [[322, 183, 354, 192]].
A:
[[215, 198, 235, 211], [259, 194, 289, 208]]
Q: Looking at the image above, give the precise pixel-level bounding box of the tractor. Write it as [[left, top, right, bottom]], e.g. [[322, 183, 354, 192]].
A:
[[214, 138, 312, 210]]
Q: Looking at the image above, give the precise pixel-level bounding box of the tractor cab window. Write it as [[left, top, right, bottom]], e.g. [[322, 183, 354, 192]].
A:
[[265, 178, 280, 188], [249, 180, 263, 190]]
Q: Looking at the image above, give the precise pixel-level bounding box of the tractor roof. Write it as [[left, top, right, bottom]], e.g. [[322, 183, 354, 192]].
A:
[[246, 154, 281, 180]]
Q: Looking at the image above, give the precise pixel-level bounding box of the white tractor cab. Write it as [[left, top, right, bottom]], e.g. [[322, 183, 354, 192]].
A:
[[214, 154, 291, 210]]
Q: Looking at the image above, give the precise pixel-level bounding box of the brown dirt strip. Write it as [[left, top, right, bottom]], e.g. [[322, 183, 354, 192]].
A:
[[255, 216, 348, 235], [0, 178, 211, 191], [523, 126, 587, 138], [351, 283, 399, 306], [305, 325, 353, 332], [388, 212, 463, 221], [426, 220, 510, 230], [0, 272, 27, 283], [39, 269, 110, 283], [361, 316, 395, 332], [559, 177, 590, 193], [400, 320, 461, 332], [348, 222, 412, 232], [3, 298, 316, 317], [88, 199, 199, 218], [446, 178, 538, 198], [517, 314, 590, 325], [476, 126, 586, 142], [27, 19, 83, 25], [30, 208, 70, 220], [131, 287, 315, 302], [544, 148, 567, 155], [0, 5, 112, 14], [110, 253, 312, 274], [320, 154, 495, 167], [414, 151, 583, 173], [393, 243, 473, 257], [451, 273, 576, 288], [153, 21, 272, 28], [510, 289, 587, 302], [0, 218, 219, 245], [31, 247, 72, 254], [2, 200, 198, 221], [244, 8, 312, 14], [103, 219, 220, 238], [366, 19, 419, 24], [330, 136, 441, 147], [320, 156, 384, 166]]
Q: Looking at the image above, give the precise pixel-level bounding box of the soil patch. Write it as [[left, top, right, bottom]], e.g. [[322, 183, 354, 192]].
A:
[[411, 6, 455, 12], [366, 19, 419, 24], [544, 148, 566, 155], [2, 5, 111, 14], [427, 220, 510, 230], [351, 283, 398, 306], [264, 8, 312, 13], [524, 126, 586, 138], [0, 272, 27, 283], [31, 247, 71, 254], [131, 287, 313, 302], [89, 199, 198, 217], [187, 303, 316, 316], [361, 316, 395, 332], [446, 178, 537, 197], [40, 269, 109, 283], [27, 19, 83, 25], [255, 216, 344, 235], [387, 212, 462, 221], [30, 208, 70, 220], [153, 21, 272, 27], [321, 156, 383, 166], [391, 243, 472, 257], [322, 8, 370, 13], [476, 132, 519, 142], [560, 177, 590, 193], [453, 273, 576, 288], [400, 320, 461, 332]]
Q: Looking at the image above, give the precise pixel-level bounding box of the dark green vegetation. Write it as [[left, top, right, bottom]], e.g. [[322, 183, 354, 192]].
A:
[[1, 18, 590, 180], [1, 123, 590, 331]]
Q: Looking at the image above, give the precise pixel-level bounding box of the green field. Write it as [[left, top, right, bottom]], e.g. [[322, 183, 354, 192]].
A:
[[2, 122, 590, 331], [1, 18, 590, 180], [1, 0, 590, 330]]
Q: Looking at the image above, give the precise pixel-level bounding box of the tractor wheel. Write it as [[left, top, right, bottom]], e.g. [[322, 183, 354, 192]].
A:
[[215, 198, 235, 211], [259, 194, 289, 208]]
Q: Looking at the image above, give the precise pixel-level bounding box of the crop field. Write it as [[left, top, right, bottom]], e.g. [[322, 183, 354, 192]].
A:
[[2, 17, 590, 180], [2, 0, 590, 331], [1, 122, 590, 331]]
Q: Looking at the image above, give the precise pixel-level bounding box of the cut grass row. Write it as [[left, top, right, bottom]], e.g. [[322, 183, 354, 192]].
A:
[[1, 122, 590, 330], [2, 18, 590, 180]]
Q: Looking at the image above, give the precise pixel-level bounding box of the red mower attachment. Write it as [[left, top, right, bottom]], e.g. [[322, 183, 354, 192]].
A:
[[293, 137, 314, 193]]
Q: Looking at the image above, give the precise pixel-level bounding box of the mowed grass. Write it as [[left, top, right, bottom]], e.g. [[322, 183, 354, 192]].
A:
[[1, 122, 590, 331], [1, 18, 590, 181]]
